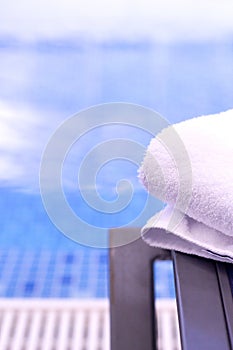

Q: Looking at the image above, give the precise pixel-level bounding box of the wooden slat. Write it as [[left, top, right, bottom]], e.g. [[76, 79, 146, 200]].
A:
[[86, 310, 100, 350], [156, 300, 181, 350], [0, 310, 14, 349], [0, 298, 180, 349], [40, 311, 56, 350], [71, 310, 86, 350], [11, 311, 28, 350], [160, 310, 174, 350], [25, 310, 42, 350], [102, 311, 110, 350], [56, 310, 71, 350]]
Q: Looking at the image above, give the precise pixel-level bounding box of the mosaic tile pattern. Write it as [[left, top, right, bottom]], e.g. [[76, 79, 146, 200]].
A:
[[0, 248, 175, 298], [154, 261, 176, 299], [0, 191, 175, 299], [0, 249, 108, 298]]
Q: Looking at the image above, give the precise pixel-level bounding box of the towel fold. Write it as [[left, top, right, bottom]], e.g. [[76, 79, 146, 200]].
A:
[[139, 109, 233, 262]]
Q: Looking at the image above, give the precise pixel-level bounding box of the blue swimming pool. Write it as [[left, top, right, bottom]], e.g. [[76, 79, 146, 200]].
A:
[[1, 38, 233, 298]]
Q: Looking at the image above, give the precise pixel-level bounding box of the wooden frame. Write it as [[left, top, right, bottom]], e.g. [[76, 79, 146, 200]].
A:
[[109, 228, 233, 350]]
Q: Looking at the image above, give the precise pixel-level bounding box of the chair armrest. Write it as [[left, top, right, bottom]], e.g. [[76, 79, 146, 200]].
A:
[[172, 251, 232, 350], [109, 228, 233, 350], [109, 228, 170, 350]]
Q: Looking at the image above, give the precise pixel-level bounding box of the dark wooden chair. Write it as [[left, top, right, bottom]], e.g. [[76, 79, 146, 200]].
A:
[[109, 228, 233, 350]]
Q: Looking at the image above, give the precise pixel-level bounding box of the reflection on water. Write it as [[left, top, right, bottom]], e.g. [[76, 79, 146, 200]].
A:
[[1, 40, 233, 119]]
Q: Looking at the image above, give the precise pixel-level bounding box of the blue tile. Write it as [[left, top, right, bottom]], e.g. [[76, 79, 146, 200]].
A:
[[61, 275, 72, 285], [64, 254, 75, 264], [24, 281, 35, 293], [99, 254, 108, 265]]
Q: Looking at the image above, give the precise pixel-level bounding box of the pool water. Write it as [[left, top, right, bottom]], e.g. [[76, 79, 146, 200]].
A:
[[0, 189, 175, 298], [1, 38, 233, 298]]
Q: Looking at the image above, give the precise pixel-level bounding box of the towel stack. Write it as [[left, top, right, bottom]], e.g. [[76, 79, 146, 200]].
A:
[[139, 109, 233, 262]]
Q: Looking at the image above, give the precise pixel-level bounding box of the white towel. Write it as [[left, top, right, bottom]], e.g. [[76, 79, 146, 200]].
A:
[[139, 109, 233, 262]]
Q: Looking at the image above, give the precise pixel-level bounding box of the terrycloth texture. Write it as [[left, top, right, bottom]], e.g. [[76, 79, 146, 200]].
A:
[[139, 109, 233, 262]]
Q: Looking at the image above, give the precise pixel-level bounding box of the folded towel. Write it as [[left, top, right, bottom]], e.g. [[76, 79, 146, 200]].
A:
[[139, 109, 233, 262]]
